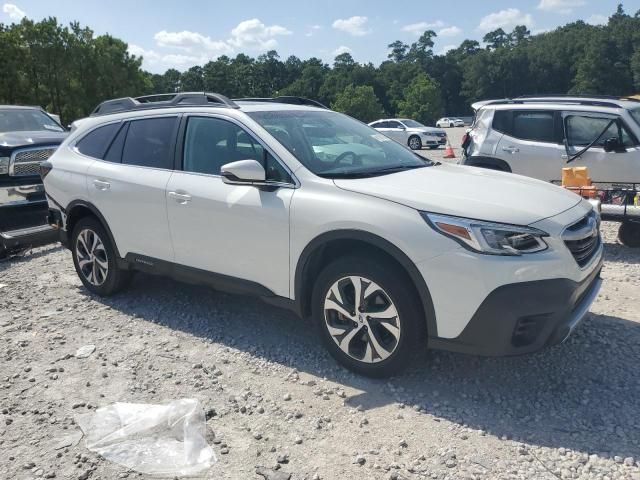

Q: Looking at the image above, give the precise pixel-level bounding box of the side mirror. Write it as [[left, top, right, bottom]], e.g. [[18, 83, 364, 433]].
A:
[[221, 159, 266, 185], [603, 137, 625, 153]]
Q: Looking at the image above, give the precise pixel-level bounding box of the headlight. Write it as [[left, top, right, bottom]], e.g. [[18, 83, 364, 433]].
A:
[[422, 212, 548, 255], [0, 157, 9, 175]]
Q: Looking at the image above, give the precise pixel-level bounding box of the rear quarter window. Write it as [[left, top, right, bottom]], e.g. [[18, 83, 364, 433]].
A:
[[75, 123, 121, 159]]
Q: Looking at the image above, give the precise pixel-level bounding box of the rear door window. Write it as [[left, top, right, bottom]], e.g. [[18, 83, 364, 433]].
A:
[[76, 123, 121, 159], [121, 117, 177, 169], [512, 111, 555, 143]]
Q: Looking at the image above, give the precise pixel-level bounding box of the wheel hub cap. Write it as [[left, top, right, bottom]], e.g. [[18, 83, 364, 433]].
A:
[[323, 276, 401, 364]]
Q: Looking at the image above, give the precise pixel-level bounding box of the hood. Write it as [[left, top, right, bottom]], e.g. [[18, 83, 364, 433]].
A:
[[0, 130, 67, 149], [334, 163, 582, 226]]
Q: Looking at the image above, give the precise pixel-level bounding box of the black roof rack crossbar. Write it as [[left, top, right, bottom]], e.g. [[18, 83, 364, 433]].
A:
[[234, 96, 328, 109], [91, 92, 239, 116]]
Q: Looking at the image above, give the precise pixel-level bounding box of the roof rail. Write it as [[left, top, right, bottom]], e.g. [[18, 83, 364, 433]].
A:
[[482, 97, 624, 109], [91, 92, 239, 116], [234, 96, 328, 109]]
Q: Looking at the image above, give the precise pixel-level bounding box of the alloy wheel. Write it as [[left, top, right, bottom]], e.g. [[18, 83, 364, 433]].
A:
[[323, 276, 401, 364], [75, 228, 109, 286], [409, 137, 421, 150]]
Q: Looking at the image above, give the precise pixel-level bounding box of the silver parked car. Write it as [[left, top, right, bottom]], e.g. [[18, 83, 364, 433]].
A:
[[368, 119, 447, 150]]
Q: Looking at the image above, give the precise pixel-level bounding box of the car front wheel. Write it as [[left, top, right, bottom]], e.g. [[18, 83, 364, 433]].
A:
[[408, 136, 422, 150], [312, 255, 424, 377], [71, 217, 130, 296]]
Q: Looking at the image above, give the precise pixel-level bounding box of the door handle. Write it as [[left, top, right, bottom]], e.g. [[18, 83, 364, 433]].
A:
[[501, 146, 520, 154], [168, 191, 192, 204], [93, 179, 111, 191]]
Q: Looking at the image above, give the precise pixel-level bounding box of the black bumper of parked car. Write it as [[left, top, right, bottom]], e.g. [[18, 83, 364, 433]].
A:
[[0, 183, 58, 256], [429, 260, 603, 356]]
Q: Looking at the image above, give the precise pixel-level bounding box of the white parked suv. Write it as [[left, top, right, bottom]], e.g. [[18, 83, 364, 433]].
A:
[[368, 118, 447, 150], [436, 117, 465, 128], [42, 93, 603, 377]]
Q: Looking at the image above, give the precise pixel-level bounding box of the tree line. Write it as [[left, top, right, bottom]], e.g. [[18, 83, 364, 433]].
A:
[[1, 4, 639, 125]]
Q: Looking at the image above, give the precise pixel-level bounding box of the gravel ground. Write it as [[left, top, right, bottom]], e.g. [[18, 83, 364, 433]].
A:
[[416, 126, 466, 163], [1, 222, 639, 480]]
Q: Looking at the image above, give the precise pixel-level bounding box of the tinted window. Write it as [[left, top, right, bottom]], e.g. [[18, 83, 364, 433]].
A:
[[183, 116, 290, 182], [512, 111, 555, 142], [103, 123, 128, 163], [566, 115, 634, 147], [492, 110, 511, 133], [76, 123, 120, 159], [376, 121, 389, 128], [388, 121, 403, 128], [121, 117, 177, 169]]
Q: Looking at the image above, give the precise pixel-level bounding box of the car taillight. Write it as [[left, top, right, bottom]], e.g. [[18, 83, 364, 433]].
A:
[[461, 133, 468, 146], [40, 161, 53, 180]]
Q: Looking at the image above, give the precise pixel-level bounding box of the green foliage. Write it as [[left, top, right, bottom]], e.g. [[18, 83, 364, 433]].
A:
[[397, 74, 443, 125], [331, 84, 383, 123], [1, 4, 639, 125]]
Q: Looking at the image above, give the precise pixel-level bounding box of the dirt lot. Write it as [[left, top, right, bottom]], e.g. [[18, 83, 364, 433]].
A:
[[1, 155, 640, 479]]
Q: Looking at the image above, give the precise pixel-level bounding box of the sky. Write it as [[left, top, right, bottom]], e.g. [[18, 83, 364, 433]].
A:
[[2, 0, 639, 73]]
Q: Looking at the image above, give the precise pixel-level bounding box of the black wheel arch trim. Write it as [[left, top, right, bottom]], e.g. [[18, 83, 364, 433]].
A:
[[64, 200, 122, 260], [294, 229, 438, 337], [464, 156, 512, 172]]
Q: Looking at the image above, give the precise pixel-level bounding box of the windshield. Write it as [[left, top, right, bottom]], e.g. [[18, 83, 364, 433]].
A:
[[0, 109, 64, 134], [400, 119, 425, 128], [248, 110, 432, 178], [630, 107, 640, 129]]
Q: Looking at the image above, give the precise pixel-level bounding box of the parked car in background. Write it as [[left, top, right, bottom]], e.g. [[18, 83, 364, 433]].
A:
[[436, 117, 465, 128], [369, 118, 447, 150], [0, 105, 67, 257], [461, 95, 640, 247], [44, 92, 602, 377]]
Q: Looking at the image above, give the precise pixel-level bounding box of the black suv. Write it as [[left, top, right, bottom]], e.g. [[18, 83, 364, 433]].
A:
[[0, 106, 67, 257]]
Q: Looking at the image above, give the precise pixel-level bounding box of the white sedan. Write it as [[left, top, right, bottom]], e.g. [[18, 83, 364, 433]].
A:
[[368, 118, 447, 150], [436, 117, 465, 128]]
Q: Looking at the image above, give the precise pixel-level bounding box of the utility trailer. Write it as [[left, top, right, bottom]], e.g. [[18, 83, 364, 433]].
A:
[[553, 181, 640, 247]]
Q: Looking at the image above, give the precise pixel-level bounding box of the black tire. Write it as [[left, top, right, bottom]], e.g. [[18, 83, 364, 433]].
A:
[[449, 123, 454, 128], [408, 135, 422, 150], [618, 222, 640, 248], [71, 217, 130, 296], [312, 254, 425, 377]]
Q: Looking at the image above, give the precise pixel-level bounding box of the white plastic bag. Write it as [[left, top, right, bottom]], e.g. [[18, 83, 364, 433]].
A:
[[76, 398, 216, 476]]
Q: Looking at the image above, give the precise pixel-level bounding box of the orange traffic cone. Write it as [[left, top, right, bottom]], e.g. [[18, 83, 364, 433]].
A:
[[443, 140, 456, 159]]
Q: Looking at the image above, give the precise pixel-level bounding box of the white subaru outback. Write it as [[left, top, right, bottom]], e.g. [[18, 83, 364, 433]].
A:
[[42, 93, 603, 377]]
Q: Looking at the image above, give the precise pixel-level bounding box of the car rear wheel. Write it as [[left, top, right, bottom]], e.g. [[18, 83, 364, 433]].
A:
[[72, 217, 130, 296], [408, 136, 422, 150], [618, 221, 640, 248], [449, 123, 454, 128], [312, 255, 424, 377]]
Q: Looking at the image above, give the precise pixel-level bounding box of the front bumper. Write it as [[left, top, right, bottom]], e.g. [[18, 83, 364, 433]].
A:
[[0, 182, 57, 253], [429, 258, 603, 356]]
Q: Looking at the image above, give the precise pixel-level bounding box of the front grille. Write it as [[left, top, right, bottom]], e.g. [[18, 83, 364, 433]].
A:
[[435, 132, 446, 138], [10, 147, 56, 177], [563, 211, 600, 267]]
